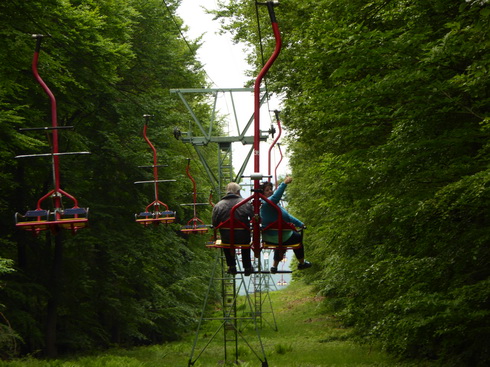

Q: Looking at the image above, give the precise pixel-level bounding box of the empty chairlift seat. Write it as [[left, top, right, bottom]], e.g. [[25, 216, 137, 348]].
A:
[[136, 209, 176, 226], [15, 206, 89, 235]]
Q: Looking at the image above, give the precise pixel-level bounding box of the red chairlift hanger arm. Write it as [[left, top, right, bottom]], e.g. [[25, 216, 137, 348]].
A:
[[186, 159, 199, 219], [31, 35, 85, 214], [135, 115, 176, 226], [142, 114, 170, 213], [182, 159, 207, 230], [32, 35, 62, 214], [274, 143, 284, 188], [143, 115, 160, 195], [252, 1, 282, 247], [268, 109, 282, 187], [15, 35, 88, 235]]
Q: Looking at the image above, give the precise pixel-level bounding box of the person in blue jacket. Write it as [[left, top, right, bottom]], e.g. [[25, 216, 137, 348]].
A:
[[260, 176, 312, 273]]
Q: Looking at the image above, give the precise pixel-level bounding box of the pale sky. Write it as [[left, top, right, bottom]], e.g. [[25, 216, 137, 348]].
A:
[[177, 0, 249, 88], [176, 0, 289, 191]]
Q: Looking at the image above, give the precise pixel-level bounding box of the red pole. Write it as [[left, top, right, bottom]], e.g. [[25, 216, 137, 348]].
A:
[[186, 159, 198, 219], [253, 2, 282, 247], [254, 17, 282, 179], [274, 143, 283, 188], [142, 115, 160, 207], [268, 110, 282, 184], [32, 35, 62, 216]]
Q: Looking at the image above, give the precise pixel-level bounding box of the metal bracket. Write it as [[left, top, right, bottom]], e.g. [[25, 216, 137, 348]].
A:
[[170, 88, 271, 196]]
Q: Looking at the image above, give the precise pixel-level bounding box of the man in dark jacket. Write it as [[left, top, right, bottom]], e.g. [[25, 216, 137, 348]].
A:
[[212, 182, 254, 275]]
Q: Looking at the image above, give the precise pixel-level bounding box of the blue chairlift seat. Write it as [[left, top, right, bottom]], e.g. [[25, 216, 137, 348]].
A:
[[135, 210, 176, 226]]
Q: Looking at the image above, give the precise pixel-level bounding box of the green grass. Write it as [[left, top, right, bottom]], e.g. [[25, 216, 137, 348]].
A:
[[0, 281, 433, 367]]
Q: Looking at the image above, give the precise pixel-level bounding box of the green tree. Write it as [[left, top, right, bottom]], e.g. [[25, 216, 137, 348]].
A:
[[1, 0, 217, 357], [216, 0, 490, 365]]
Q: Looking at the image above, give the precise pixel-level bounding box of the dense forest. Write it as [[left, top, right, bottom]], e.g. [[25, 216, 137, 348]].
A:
[[1, 0, 489, 366], [0, 0, 220, 359], [216, 0, 490, 366]]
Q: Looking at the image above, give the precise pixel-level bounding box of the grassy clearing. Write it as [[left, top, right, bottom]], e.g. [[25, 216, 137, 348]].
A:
[[0, 281, 432, 367]]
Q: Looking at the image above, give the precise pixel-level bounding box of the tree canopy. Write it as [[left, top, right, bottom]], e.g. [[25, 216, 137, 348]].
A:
[[0, 0, 219, 358], [216, 0, 490, 365], [1, 0, 489, 365]]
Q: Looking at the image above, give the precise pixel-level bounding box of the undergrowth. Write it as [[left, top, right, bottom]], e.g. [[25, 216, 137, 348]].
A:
[[0, 280, 434, 367]]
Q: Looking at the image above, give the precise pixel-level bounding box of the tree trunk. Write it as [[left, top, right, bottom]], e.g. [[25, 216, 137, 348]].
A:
[[45, 231, 63, 358]]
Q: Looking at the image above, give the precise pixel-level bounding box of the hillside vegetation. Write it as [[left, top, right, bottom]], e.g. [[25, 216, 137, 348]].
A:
[[0, 281, 435, 367], [0, 0, 489, 366], [217, 0, 490, 365], [0, 0, 217, 359]]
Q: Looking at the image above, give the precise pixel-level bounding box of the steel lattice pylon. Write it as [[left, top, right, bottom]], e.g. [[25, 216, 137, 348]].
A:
[[170, 87, 270, 197], [178, 3, 283, 365], [188, 250, 268, 366], [248, 251, 280, 331]]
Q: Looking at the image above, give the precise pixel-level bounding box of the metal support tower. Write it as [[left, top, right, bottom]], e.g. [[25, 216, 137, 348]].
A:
[[188, 250, 268, 366], [222, 255, 239, 361], [245, 252, 281, 332], [174, 89, 272, 366], [218, 142, 234, 193], [170, 88, 270, 196]]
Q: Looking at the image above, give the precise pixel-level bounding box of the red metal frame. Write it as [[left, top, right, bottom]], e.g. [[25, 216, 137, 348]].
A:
[[208, 218, 251, 249], [209, 2, 288, 254], [210, 197, 254, 250], [15, 35, 88, 235], [135, 116, 176, 226], [232, 3, 300, 255], [181, 159, 209, 233], [268, 110, 283, 187], [274, 143, 283, 188], [208, 190, 215, 208], [251, 2, 282, 251]]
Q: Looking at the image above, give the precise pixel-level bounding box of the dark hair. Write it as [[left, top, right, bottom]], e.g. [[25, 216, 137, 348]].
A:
[[259, 181, 273, 192]]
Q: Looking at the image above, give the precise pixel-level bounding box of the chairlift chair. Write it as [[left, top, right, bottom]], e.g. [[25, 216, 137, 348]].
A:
[[180, 159, 211, 234], [207, 218, 252, 250], [260, 194, 304, 251], [134, 115, 176, 226], [14, 34, 89, 236]]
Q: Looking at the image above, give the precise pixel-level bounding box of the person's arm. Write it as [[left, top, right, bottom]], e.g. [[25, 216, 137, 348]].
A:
[[277, 177, 304, 227], [269, 176, 292, 203], [212, 206, 220, 227], [286, 211, 304, 228], [269, 182, 287, 204]]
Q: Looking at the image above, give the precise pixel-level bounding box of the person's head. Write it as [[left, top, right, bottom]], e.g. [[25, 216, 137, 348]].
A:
[[226, 182, 241, 195], [260, 181, 274, 198]]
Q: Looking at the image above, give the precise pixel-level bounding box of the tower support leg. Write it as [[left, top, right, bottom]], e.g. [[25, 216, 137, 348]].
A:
[[188, 250, 268, 366]]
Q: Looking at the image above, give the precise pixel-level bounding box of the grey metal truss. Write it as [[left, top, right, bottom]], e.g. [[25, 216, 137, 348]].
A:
[[170, 88, 270, 196]]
